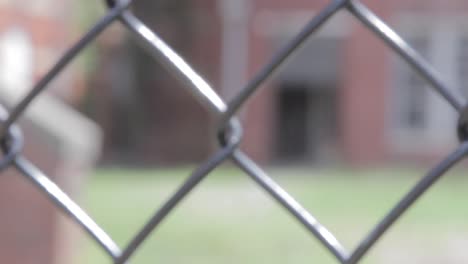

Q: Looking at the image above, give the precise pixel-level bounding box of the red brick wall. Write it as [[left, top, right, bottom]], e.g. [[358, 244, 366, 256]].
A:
[[243, 0, 468, 165], [340, 1, 390, 166]]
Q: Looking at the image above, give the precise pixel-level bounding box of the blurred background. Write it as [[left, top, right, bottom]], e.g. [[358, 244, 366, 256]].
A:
[[0, 0, 468, 263]]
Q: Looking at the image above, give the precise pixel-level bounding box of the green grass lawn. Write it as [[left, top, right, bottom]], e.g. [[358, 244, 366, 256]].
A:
[[79, 166, 468, 264]]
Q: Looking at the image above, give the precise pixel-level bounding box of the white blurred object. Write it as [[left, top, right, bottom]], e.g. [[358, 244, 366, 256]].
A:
[[0, 27, 34, 98]]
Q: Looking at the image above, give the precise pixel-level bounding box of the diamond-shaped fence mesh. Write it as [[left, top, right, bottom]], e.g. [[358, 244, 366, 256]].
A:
[[1, 0, 468, 263]]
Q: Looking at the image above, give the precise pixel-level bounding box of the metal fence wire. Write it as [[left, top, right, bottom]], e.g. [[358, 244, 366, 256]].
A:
[[2, 0, 468, 263]]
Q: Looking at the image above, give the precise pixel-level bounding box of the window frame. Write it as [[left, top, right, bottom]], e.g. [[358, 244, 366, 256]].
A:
[[388, 13, 467, 154]]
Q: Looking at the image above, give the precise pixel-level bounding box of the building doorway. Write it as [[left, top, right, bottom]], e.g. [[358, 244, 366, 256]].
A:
[[273, 36, 341, 164], [276, 83, 338, 163]]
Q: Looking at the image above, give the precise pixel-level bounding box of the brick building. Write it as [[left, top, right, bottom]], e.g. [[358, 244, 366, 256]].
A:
[[95, 0, 468, 166], [220, 0, 468, 166]]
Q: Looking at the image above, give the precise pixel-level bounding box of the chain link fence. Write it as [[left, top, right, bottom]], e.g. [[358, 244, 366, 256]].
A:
[[1, 0, 468, 263]]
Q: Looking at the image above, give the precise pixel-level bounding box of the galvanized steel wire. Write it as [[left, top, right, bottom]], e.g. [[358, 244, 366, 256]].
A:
[[1, 0, 468, 263]]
